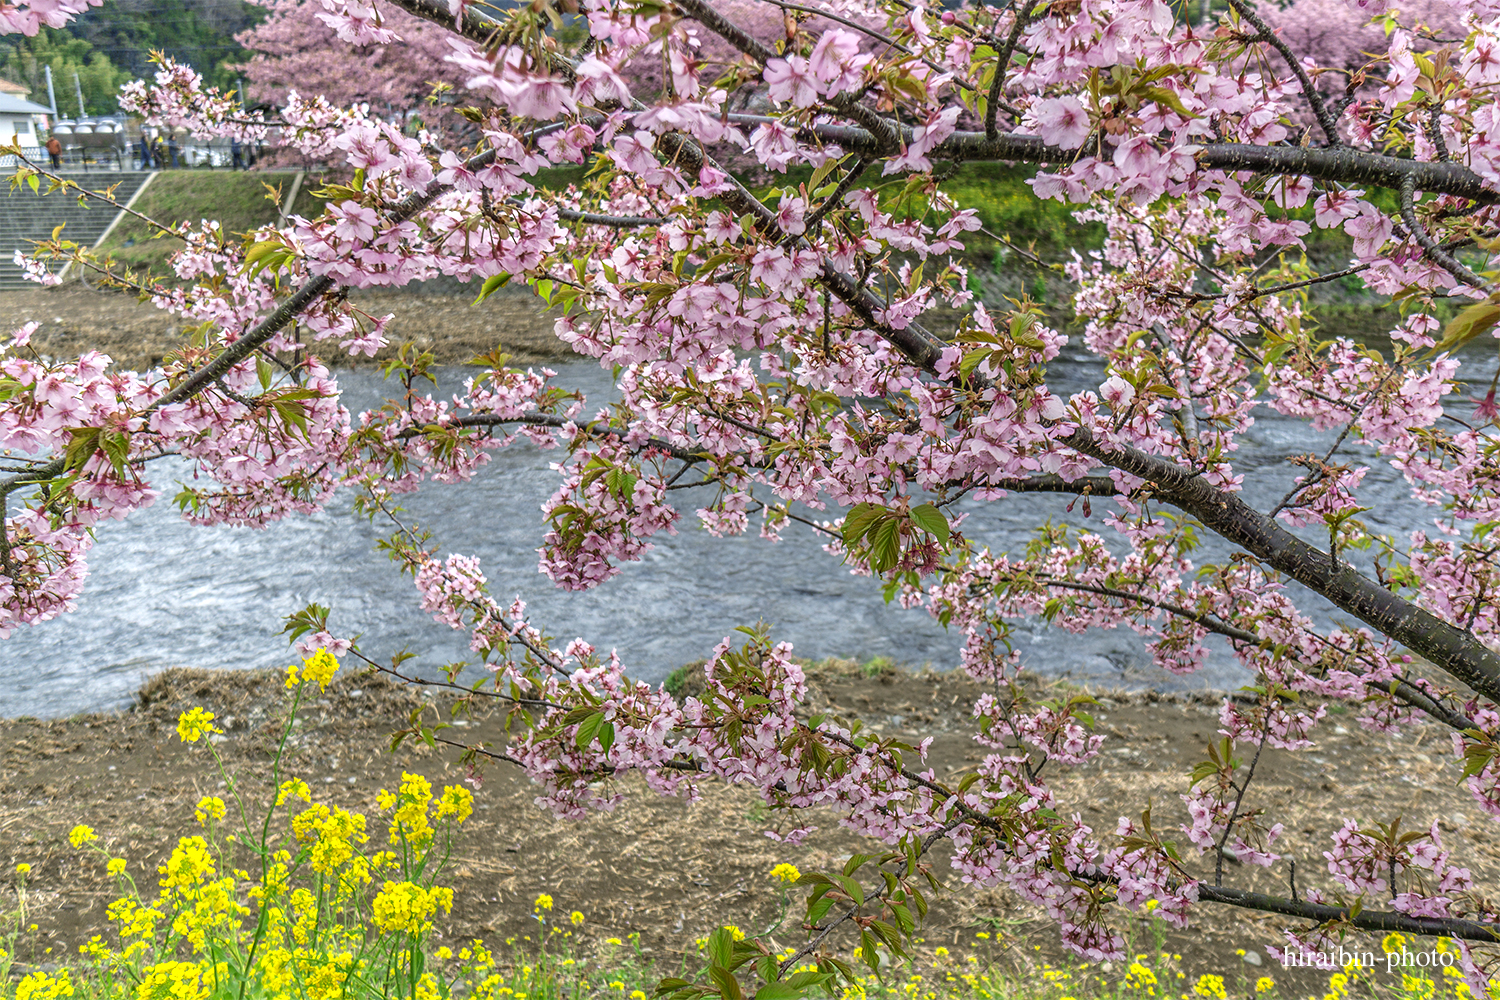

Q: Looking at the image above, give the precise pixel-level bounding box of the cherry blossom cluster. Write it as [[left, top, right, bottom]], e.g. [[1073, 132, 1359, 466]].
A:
[[0, 0, 99, 36]]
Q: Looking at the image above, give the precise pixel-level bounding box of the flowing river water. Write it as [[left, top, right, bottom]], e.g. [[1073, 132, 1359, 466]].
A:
[[2, 343, 1496, 718]]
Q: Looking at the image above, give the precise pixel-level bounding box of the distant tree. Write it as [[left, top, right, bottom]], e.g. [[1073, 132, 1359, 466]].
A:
[[1257, 0, 1464, 96], [235, 0, 471, 127], [0, 26, 126, 115]]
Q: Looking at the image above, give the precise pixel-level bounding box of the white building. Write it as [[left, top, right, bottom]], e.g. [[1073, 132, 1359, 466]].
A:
[[0, 92, 51, 146]]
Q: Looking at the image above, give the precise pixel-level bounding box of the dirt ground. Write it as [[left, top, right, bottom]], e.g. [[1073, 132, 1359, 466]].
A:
[[2, 661, 1493, 994], [0, 282, 571, 371]]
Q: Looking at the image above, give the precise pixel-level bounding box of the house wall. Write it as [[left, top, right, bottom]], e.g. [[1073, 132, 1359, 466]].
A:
[[0, 115, 37, 145]]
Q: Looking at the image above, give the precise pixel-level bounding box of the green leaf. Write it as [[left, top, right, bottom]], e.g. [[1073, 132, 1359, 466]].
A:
[[707, 928, 737, 971], [242, 239, 294, 280], [63, 426, 102, 472], [840, 503, 882, 546], [574, 711, 606, 750], [832, 874, 865, 907], [472, 272, 511, 305], [908, 504, 950, 546], [1140, 85, 1198, 118], [806, 896, 834, 925], [784, 972, 830, 991], [868, 517, 901, 573], [842, 853, 872, 877], [753, 986, 803, 1000], [709, 967, 745, 1000], [1432, 294, 1500, 355]]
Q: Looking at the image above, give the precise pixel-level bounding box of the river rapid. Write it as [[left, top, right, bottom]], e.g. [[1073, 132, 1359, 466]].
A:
[[2, 343, 1495, 719]]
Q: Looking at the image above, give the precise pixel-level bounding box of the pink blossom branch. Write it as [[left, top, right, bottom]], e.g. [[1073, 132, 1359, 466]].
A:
[[1398, 175, 1494, 293], [1213, 720, 1271, 886], [637, 84, 1500, 710], [672, 0, 904, 151], [985, 0, 1043, 139], [1223, 0, 1343, 147]]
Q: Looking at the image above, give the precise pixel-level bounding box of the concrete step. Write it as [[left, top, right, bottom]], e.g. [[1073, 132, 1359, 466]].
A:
[[0, 171, 155, 290]]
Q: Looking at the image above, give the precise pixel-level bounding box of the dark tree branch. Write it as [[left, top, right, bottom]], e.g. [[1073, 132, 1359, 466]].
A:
[[727, 115, 1500, 205], [1224, 0, 1343, 146], [1193, 884, 1500, 943], [985, 0, 1042, 139], [985, 474, 1121, 495], [1398, 175, 1493, 292]]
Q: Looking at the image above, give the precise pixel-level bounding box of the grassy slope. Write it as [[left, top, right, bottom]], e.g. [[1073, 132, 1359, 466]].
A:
[[96, 171, 301, 275]]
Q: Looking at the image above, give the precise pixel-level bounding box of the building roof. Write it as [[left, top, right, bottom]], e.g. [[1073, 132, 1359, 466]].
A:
[[0, 93, 54, 116], [0, 79, 29, 97]]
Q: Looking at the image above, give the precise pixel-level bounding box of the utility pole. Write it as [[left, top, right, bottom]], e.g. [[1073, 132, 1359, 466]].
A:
[[43, 65, 56, 119], [73, 71, 85, 119], [238, 78, 246, 109]]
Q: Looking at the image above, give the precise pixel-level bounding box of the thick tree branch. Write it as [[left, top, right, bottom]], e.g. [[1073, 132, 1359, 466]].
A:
[[1194, 884, 1500, 943], [726, 114, 1500, 204], [1057, 423, 1500, 707], [985, 474, 1121, 495]]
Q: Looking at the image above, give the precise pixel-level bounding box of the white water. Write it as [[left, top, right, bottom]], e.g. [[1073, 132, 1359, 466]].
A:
[[2, 346, 1493, 718]]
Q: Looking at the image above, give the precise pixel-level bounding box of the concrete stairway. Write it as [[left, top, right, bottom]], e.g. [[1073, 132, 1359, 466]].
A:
[[0, 169, 155, 290]]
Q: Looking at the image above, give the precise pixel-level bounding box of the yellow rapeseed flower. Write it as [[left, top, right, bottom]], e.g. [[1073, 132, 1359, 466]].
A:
[[107, 858, 127, 876], [15, 969, 75, 1000], [1125, 962, 1158, 994], [570, 911, 584, 926], [134, 961, 209, 1000], [389, 772, 436, 849], [194, 796, 226, 825], [15, 862, 30, 874], [372, 880, 454, 934], [436, 785, 474, 823], [287, 648, 339, 691], [724, 925, 746, 942], [291, 802, 368, 875], [770, 862, 801, 884], [1383, 932, 1408, 955], [1400, 975, 1435, 1000], [1255, 979, 1275, 995], [68, 825, 98, 848], [175, 708, 220, 743], [1192, 975, 1227, 1000], [534, 893, 554, 912], [157, 836, 215, 893], [276, 778, 312, 806]]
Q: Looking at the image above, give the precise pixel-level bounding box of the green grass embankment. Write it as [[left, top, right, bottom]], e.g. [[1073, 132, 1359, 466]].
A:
[[95, 171, 303, 277], [81, 162, 1443, 343]]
